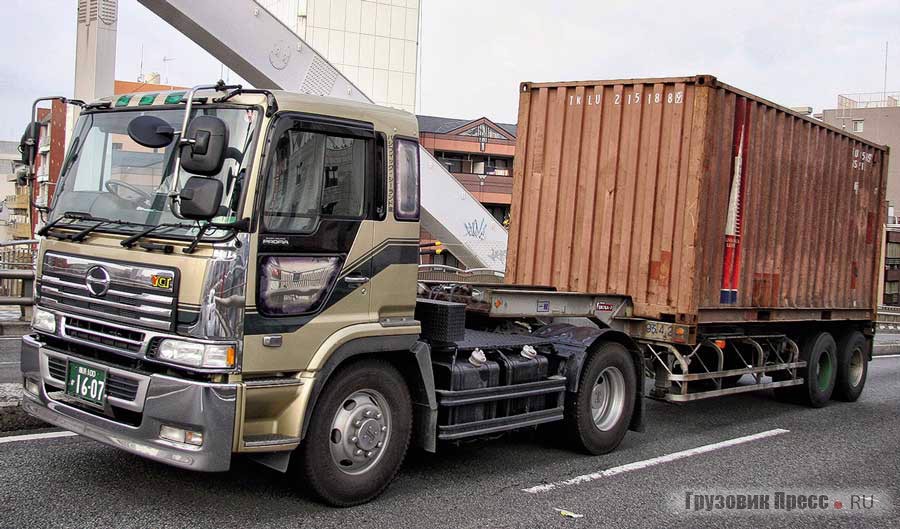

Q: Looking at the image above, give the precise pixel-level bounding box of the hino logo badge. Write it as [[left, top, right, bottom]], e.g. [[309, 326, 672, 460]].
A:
[[85, 266, 111, 297]]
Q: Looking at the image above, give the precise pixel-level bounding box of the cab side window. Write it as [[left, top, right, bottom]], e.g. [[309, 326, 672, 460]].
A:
[[394, 138, 420, 221], [263, 128, 367, 233]]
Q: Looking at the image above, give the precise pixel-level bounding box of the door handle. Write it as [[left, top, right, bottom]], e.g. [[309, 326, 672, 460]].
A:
[[344, 276, 369, 284]]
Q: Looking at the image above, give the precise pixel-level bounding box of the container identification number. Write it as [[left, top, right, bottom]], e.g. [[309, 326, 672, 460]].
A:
[[852, 148, 873, 171], [567, 91, 683, 107]]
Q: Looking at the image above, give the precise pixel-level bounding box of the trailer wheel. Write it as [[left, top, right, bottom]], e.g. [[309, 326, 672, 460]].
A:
[[295, 359, 412, 507], [774, 332, 837, 408], [565, 342, 636, 454], [833, 331, 868, 402]]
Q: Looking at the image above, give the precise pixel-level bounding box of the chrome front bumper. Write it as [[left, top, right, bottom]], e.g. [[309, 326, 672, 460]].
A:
[[20, 334, 237, 472]]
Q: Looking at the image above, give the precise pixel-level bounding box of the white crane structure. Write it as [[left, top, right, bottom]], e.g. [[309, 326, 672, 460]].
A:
[[135, 0, 509, 271]]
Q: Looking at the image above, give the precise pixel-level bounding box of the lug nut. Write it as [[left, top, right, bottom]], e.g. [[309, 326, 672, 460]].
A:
[[376, 442, 383, 448], [375, 412, 382, 419], [351, 436, 358, 443], [365, 451, 373, 458], [364, 410, 373, 418], [355, 449, 363, 456], [381, 425, 387, 432], [354, 420, 362, 427]]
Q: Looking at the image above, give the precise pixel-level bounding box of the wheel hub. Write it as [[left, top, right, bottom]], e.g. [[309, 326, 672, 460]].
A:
[[356, 419, 383, 451], [329, 390, 390, 475], [590, 366, 626, 432]]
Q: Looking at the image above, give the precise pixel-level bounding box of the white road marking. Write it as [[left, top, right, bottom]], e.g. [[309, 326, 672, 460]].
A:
[[0, 431, 77, 444], [0, 361, 19, 366], [873, 354, 900, 359], [522, 428, 789, 494]]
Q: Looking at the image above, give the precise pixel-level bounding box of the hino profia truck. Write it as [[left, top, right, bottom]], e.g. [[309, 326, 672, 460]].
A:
[[18, 80, 885, 506]]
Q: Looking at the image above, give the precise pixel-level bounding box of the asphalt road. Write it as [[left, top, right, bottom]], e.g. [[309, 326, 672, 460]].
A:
[[2, 356, 898, 529]]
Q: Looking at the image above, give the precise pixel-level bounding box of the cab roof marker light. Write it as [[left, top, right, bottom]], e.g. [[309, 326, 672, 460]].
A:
[[115, 95, 132, 107], [139, 94, 159, 106], [165, 92, 186, 105]]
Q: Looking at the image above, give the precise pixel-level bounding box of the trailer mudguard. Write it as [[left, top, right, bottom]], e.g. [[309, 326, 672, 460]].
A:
[[533, 323, 645, 432]]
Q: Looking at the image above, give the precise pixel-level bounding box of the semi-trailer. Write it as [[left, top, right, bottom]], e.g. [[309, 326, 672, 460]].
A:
[[19, 75, 887, 507]]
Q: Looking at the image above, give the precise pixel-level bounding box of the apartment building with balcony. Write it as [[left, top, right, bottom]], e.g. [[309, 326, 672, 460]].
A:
[[415, 115, 516, 267], [417, 115, 517, 224]]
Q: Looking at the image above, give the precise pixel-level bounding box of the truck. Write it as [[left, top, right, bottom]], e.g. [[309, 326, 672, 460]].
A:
[[17, 74, 887, 506]]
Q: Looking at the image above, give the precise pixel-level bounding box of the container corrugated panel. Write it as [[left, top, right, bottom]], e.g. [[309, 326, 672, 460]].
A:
[[507, 75, 889, 324]]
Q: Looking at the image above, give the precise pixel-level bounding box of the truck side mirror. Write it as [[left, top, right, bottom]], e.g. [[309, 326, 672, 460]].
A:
[[128, 115, 175, 148], [19, 122, 40, 165], [180, 115, 228, 176], [179, 176, 224, 220]]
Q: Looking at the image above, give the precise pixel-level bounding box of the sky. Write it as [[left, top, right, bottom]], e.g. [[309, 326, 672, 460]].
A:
[[0, 0, 899, 140]]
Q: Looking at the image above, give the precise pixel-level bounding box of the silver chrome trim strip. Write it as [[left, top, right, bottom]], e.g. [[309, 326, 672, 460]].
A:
[[43, 252, 176, 293], [42, 285, 172, 317], [40, 297, 172, 331], [62, 318, 144, 347], [43, 275, 175, 305]]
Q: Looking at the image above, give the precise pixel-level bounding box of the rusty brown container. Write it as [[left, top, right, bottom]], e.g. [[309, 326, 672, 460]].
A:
[[506, 75, 889, 324]]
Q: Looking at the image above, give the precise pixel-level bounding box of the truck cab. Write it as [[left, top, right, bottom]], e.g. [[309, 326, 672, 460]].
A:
[[20, 86, 425, 489]]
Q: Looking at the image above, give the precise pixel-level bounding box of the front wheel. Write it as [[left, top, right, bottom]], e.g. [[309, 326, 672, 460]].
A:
[[565, 342, 636, 454], [295, 359, 412, 506]]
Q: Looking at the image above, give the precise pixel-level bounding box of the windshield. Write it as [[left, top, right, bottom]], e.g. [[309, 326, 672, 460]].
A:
[[50, 106, 259, 237]]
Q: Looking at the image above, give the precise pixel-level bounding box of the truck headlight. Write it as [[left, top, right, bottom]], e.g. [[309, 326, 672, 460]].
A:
[[32, 307, 56, 334], [157, 339, 236, 369]]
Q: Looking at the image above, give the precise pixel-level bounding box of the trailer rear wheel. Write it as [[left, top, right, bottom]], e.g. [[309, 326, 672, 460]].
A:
[[295, 359, 412, 506], [833, 331, 868, 402], [774, 332, 836, 408], [565, 342, 636, 454]]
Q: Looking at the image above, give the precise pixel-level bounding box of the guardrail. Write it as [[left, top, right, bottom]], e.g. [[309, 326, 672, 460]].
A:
[[0, 240, 37, 321], [417, 264, 506, 284]]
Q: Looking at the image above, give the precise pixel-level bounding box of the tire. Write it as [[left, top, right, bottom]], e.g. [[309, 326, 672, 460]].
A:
[[295, 359, 412, 507], [565, 341, 636, 455], [773, 332, 837, 408], [833, 331, 868, 402]]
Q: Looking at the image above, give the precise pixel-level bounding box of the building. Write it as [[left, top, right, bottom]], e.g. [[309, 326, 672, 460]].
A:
[[417, 115, 517, 224], [885, 227, 900, 305], [0, 142, 26, 241], [415, 115, 516, 266], [258, 0, 420, 112], [820, 92, 900, 214], [821, 93, 900, 306]]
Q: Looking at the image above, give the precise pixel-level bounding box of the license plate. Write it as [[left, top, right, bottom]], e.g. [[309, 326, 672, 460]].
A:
[[66, 360, 107, 407]]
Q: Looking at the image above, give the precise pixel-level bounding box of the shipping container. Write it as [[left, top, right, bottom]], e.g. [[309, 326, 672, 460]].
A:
[[506, 75, 889, 325]]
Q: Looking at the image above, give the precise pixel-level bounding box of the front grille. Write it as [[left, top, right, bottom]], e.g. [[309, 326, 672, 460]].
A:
[[39, 253, 177, 332], [62, 316, 145, 355], [47, 355, 140, 402], [47, 356, 66, 381], [107, 373, 140, 401]]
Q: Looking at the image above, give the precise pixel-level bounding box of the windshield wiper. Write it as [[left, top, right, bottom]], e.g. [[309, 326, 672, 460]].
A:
[[182, 218, 249, 255], [120, 222, 194, 253], [41, 212, 149, 243], [37, 211, 91, 236], [39, 211, 104, 241]]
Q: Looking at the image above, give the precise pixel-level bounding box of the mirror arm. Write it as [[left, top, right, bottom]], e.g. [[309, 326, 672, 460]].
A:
[[170, 82, 241, 219]]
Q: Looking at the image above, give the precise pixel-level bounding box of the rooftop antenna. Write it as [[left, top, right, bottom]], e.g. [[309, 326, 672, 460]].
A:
[[163, 55, 176, 84], [138, 44, 145, 82], [884, 41, 889, 105]]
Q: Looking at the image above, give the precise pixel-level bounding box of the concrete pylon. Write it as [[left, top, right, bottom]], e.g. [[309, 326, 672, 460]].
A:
[[67, 0, 118, 155], [74, 0, 118, 102]]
